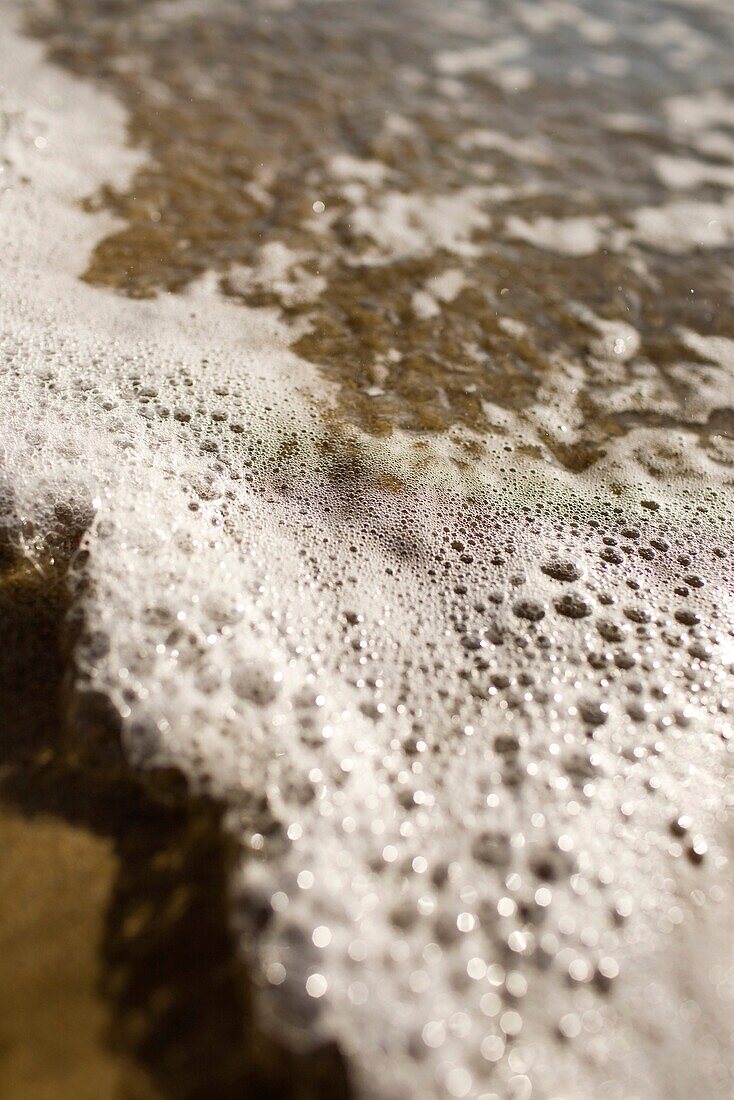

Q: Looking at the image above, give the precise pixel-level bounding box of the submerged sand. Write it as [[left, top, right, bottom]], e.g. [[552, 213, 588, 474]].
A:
[[0, 2, 733, 1098]]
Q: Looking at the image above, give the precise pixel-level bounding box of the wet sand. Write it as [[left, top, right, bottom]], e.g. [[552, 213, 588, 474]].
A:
[[1, 2, 733, 1098], [0, 553, 351, 1099], [0, 551, 242, 1100]]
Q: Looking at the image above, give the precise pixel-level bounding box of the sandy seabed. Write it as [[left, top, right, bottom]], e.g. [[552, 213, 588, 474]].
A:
[[0, 2, 733, 1098]]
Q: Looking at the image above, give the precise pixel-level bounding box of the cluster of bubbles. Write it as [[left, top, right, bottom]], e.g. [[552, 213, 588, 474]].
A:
[[1, 2, 733, 1096], [27, 0, 734, 459], [4, 305, 732, 1098]]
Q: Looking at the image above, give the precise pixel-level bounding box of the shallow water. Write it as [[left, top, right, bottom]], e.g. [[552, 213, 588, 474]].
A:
[[29, 0, 734, 454], [0, 550, 349, 1099], [1, 2, 733, 1098]]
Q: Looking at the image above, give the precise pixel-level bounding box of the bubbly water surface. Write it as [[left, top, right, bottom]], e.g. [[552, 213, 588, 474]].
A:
[[1, 2, 733, 1097]]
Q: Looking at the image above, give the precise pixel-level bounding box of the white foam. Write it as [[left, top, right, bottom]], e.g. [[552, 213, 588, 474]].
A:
[[329, 154, 391, 186], [228, 241, 327, 308], [425, 268, 466, 303], [434, 38, 528, 77], [349, 189, 491, 261], [654, 155, 734, 192], [504, 214, 610, 256], [627, 198, 734, 252], [458, 129, 550, 164], [1, 8, 732, 1100]]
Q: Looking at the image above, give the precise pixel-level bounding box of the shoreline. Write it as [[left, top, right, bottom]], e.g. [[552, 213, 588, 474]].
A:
[[0, 3, 732, 1098]]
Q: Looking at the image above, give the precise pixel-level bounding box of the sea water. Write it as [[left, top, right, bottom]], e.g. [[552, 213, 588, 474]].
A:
[[1, 2, 733, 1097]]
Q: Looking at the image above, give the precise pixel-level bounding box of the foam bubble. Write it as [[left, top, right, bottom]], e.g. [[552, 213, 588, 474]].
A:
[[1, 4, 733, 1099]]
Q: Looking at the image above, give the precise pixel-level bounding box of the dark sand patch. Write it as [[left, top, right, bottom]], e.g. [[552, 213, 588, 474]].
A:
[[0, 546, 350, 1099]]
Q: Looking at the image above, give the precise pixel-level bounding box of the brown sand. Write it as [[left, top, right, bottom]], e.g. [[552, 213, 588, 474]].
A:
[[0, 552, 349, 1099]]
